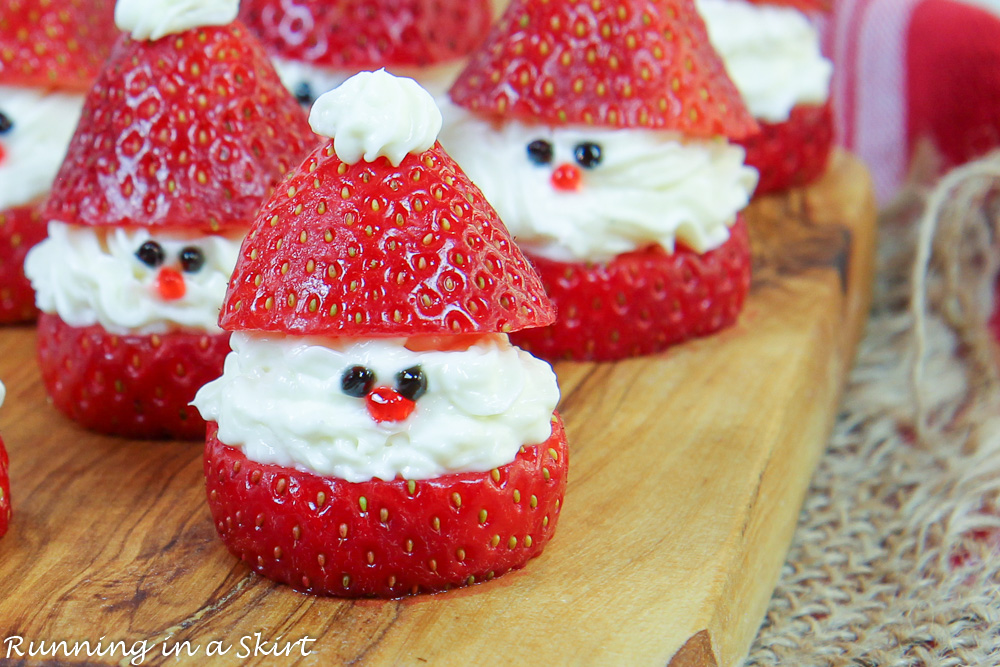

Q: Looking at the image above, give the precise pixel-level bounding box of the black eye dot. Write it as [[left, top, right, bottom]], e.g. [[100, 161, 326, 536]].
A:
[[341, 365, 376, 398], [179, 246, 205, 273], [574, 142, 603, 169], [135, 241, 165, 268], [396, 366, 427, 402], [293, 82, 314, 106], [526, 139, 554, 166], [0, 112, 11, 134]]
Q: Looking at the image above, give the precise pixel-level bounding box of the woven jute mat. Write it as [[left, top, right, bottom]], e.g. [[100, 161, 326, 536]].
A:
[[746, 153, 1000, 667]]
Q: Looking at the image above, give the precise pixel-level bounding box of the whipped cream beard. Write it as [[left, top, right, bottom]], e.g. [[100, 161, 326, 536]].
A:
[[24, 222, 243, 335], [193, 333, 560, 483], [0, 86, 85, 211], [697, 0, 832, 123], [274, 58, 465, 107], [440, 111, 758, 263]]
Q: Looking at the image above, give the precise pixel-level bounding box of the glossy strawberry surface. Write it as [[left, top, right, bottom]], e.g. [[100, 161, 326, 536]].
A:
[[221, 142, 555, 337], [0, 436, 9, 539], [0, 206, 45, 324], [204, 415, 568, 597], [239, 0, 493, 69], [741, 103, 834, 196], [37, 314, 231, 440], [450, 0, 757, 139], [43, 22, 315, 232], [512, 216, 751, 361], [0, 0, 118, 90]]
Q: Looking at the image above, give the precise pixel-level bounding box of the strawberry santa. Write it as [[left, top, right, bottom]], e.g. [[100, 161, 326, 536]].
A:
[[193, 70, 568, 597], [0, 381, 9, 539], [697, 0, 834, 194], [0, 0, 118, 323], [441, 0, 760, 362], [237, 0, 495, 104], [23, 0, 315, 439]]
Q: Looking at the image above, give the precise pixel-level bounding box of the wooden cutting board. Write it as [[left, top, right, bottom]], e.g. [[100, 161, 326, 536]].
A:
[[0, 151, 875, 667]]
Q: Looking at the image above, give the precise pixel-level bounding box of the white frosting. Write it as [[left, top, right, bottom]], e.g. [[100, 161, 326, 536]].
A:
[[439, 109, 758, 263], [115, 0, 239, 41], [0, 381, 5, 409], [0, 86, 85, 211], [192, 333, 560, 483], [24, 222, 243, 334], [273, 56, 464, 104], [309, 70, 442, 167], [697, 0, 832, 122]]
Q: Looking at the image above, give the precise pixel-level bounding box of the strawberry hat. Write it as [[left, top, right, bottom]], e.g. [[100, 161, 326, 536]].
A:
[[0, 0, 119, 91], [449, 0, 758, 139], [42, 0, 315, 233], [221, 69, 555, 337], [238, 0, 494, 71]]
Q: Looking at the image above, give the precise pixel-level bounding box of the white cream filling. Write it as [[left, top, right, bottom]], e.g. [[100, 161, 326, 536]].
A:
[[273, 56, 465, 104], [697, 0, 832, 122], [439, 109, 758, 263], [0, 86, 85, 211], [115, 0, 239, 41], [309, 70, 442, 167], [24, 222, 243, 334], [192, 333, 560, 483]]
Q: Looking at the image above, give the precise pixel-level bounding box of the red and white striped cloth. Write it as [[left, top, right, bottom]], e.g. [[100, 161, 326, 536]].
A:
[[820, 0, 1000, 203]]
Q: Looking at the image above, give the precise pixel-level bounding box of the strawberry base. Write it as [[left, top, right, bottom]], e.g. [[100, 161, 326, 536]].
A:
[[0, 206, 47, 324], [204, 415, 569, 598], [740, 103, 834, 196], [512, 218, 751, 362], [0, 436, 9, 538], [36, 314, 231, 440]]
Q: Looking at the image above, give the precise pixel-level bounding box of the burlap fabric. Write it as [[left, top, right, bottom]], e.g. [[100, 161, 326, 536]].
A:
[[746, 153, 1000, 666]]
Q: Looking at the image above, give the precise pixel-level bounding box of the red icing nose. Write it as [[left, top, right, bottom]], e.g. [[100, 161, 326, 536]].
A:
[[156, 267, 186, 301], [551, 163, 582, 191], [366, 387, 416, 423], [0, 142, 6, 165]]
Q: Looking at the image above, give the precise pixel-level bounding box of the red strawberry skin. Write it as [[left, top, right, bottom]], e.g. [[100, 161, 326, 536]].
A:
[[0, 0, 119, 90], [0, 206, 46, 324], [43, 23, 315, 233], [740, 103, 834, 196], [512, 217, 751, 362], [37, 314, 231, 440], [204, 416, 568, 597], [450, 0, 757, 139], [239, 0, 493, 69], [0, 436, 9, 539], [221, 142, 555, 337]]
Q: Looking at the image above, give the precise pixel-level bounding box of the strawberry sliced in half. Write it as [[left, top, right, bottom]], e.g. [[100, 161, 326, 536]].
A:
[[0, 206, 46, 324], [204, 415, 569, 598], [740, 103, 834, 196], [512, 216, 751, 362], [37, 314, 231, 440]]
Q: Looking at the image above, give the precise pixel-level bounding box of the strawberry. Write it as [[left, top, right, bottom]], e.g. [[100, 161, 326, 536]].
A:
[[449, 0, 758, 139], [204, 416, 567, 597], [0, 206, 45, 324], [740, 102, 834, 196], [37, 314, 231, 440], [43, 22, 316, 233], [0, 436, 9, 539], [0, 0, 119, 91], [220, 142, 555, 337], [239, 0, 493, 70], [511, 216, 751, 361]]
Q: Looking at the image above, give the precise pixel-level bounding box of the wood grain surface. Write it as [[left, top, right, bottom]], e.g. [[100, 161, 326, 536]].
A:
[[0, 151, 876, 667]]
